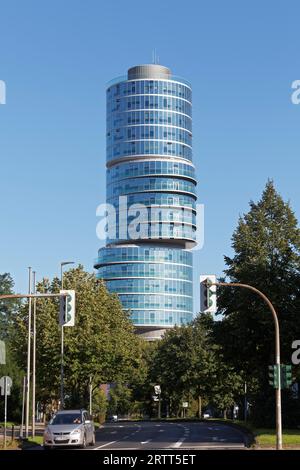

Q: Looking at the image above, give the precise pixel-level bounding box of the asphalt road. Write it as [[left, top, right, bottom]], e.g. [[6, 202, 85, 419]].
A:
[[91, 421, 247, 450]]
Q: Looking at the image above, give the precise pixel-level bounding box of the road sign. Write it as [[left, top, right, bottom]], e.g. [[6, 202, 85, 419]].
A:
[[200, 275, 217, 313], [0, 376, 12, 449], [182, 402, 188, 408], [0, 340, 5, 364], [154, 385, 161, 395], [152, 395, 159, 401], [60, 290, 75, 326], [0, 376, 12, 396]]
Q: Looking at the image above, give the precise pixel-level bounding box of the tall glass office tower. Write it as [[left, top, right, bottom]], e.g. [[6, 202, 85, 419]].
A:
[[94, 64, 197, 340]]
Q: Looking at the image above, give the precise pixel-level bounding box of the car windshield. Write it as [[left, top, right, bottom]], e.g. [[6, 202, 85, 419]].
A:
[[50, 413, 82, 425]]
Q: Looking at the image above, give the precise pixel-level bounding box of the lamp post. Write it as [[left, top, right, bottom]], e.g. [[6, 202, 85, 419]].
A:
[[60, 261, 75, 410], [25, 267, 32, 438], [32, 271, 37, 437]]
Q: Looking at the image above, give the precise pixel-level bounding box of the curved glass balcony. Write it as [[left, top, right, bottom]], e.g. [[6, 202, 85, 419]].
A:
[[95, 245, 193, 266], [107, 160, 196, 182]]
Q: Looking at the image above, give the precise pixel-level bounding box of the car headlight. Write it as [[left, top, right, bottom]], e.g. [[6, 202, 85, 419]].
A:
[[71, 429, 82, 436]]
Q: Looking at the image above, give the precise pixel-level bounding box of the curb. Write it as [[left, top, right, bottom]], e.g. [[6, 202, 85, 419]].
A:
[[205, 419, 255, 448]]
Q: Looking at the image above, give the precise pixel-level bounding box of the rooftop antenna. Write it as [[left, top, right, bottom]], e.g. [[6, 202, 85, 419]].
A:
[[152, 49, 159, 64]]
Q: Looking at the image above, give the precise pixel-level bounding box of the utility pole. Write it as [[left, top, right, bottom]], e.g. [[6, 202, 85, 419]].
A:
[[209, 280, 283, 450], [32, 271, 37, 437], [25, 267, 32, 438]]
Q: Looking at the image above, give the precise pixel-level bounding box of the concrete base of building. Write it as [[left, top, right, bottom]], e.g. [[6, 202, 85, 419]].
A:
[[135, 326, 172, 341]]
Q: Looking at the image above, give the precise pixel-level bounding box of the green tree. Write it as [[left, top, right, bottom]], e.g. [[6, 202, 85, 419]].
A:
[[10, 266, 141, 412], [107, 383, 132, 416], [215, 181, 300, 425], [0, 273, 23, 422], [150, 315, 244, 418], [0, 273, 20, 339], [92, 387, 108, 424]]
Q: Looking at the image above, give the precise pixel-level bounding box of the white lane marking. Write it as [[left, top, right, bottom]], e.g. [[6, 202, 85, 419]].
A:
[[169, 424, 190, 449], [171, 437, 186, 448], [159, 429, 164, 432], [94, 440, 117, 449], [94, 424, 142, 450], [110, 431, 117, 434], [141, 439, 152, 444]]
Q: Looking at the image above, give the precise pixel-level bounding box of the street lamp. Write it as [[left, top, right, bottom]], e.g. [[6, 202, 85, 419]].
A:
[[25, 267, 32, 438], [60, 261, 75, 409], [32, 271, 37, 437]]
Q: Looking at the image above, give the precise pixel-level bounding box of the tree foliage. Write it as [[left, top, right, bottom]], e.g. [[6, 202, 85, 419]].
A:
[[150, 314, 243, 417], [0, 273, 23, 421], [215, 181, 300, 425], [10, 266, 141, 410]]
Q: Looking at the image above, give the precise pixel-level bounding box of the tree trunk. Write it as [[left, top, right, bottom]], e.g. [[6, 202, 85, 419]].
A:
[[198, 395, 202, 419]]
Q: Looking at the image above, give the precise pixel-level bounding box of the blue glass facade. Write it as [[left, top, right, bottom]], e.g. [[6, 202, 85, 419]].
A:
[[94, 64, 197, 339]]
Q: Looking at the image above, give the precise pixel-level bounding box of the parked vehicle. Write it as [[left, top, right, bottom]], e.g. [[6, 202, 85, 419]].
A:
[[43, 409, 95, 449]]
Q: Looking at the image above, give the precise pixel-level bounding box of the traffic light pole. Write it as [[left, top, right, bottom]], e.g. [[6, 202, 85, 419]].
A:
[[210, 281, 282, 450], [0, 292, 69, 433], [60, 264, 65, 410], [60, 261, 75, 410]]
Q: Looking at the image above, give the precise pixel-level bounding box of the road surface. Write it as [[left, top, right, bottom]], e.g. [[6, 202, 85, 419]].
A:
[[91, 421, 247, 450]]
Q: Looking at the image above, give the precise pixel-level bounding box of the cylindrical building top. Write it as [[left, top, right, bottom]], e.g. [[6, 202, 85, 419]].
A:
[[128, 64, 171, 80]]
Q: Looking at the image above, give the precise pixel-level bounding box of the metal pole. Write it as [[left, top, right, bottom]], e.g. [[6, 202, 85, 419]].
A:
[[20, 376, 26, 438], [158, 394, 161, 420], [89, 376, 92, 416], [4, 376, 7, 449], [60, 261, 75, 410], [244, 382, 247, 422], [25, 267, 32, 438], [32, 271, 36, 437], [213, 281, 283, 450], [60, 263, 64, 410]]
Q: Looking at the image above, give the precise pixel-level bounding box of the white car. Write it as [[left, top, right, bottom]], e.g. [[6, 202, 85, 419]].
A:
[[43, 409, 95, 449]]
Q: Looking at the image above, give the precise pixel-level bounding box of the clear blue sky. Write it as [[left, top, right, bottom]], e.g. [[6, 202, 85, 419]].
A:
[[0, 0, 299, 311]]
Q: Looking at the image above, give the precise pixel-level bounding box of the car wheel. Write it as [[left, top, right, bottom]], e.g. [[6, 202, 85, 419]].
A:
[[89, 433, 96, 446], [80, 434, 87, 449]]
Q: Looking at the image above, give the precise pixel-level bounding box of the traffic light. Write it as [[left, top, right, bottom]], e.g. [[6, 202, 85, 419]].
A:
[[60, 290, 75, 327], [281, 365, 293, 389], [200, 275, 217, 313], [268, 365, 280, 388]]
